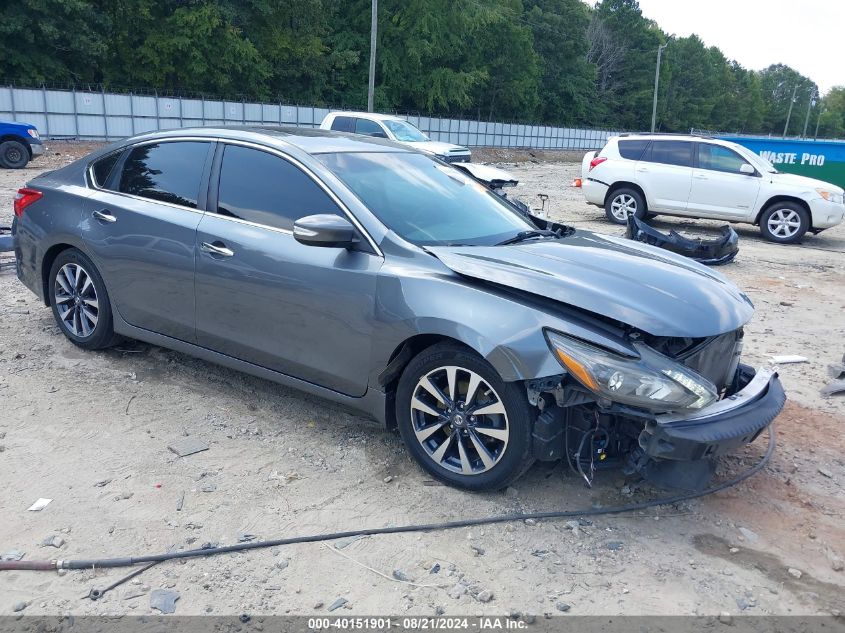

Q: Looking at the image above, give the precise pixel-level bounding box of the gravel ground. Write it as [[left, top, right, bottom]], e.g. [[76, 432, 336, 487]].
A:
[[0, 143, 843, 618]]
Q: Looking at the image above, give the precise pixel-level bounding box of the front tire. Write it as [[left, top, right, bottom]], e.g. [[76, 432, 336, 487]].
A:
[[48, 248, 119, 349], [395, 343, 534, 491], [759, 203, 809, 244], [605, 187, 646, 224], [0, 140, 29, 169]]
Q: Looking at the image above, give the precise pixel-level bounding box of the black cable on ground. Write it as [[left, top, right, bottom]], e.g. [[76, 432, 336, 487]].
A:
[[1, 429, 775, 572]]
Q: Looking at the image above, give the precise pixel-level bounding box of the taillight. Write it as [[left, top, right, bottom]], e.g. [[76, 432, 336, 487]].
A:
[[13, 188, 42, 218], [589, 156, 607, 171]]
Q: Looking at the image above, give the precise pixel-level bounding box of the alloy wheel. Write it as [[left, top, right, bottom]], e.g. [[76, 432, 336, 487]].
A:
[[610, 193, 637, 221], [766, 208, 802, 239], [54, 262, 99, 337], [410, 365, 509, 475]]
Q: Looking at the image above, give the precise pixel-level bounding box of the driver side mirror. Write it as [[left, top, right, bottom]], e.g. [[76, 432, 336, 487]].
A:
[[739, 163, 756, 175], [294, 214, 358, 248]]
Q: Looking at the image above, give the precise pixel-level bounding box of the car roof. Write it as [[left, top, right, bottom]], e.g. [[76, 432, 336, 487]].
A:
[[327, 110, 406, 122], [121, 125, 413, 155]]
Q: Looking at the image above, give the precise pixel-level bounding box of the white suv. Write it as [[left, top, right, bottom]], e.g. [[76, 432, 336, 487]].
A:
[[581, 134, 845, 243], [320, 111, 471, 163]]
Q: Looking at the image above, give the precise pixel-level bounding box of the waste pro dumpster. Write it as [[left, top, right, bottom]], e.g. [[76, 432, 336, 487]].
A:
[[720, 136, 845, 190]]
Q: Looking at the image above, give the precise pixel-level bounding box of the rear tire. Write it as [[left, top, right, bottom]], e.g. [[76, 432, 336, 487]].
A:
[[759, 202, 809, 244], [395, 343, 534, 491], [605, 187, 646, 225], [0, 140, 29, 169], [48, 248, 120, 350]]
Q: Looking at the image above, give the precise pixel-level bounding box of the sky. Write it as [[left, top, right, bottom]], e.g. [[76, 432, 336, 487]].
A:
[[616, 0, 842, 94]]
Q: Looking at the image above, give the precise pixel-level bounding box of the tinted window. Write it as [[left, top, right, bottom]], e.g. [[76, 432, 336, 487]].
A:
[[216, 145, 340, 231], [91, 151, 122, 187], [354, 118, 387, 137], [318, 152, 534, 246], [618, 139, 649, 161], [119, 142, 209, 208], [647, 141, 693, 167], [330, 116, 354, 132], [698, 143, 748, 174]]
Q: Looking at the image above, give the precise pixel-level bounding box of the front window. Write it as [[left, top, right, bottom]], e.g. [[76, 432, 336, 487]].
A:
[[383, 119, 429, 142], [318, 152, 534, 246]]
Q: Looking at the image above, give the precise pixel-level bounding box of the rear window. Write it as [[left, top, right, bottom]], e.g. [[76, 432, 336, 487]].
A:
[[118, 141, 210, 208], [330, 116, 354, 133], [91, 151, 122, 187], [618, 139, 649, 161], [645, 140, 693, 167]]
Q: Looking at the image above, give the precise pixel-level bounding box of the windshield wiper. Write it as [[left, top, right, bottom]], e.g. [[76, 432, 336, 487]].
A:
[[495, 229, 558, 246]]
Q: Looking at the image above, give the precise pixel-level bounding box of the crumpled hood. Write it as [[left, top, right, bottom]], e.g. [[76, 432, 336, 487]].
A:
[[769, 172, 844, 195], [402, 140, 470, 156], [428, 231, 755, 338]]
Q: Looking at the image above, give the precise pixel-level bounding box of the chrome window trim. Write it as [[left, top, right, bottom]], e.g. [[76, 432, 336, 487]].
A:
[[215, 139, 383, 257], [87, 136, 217, 215]]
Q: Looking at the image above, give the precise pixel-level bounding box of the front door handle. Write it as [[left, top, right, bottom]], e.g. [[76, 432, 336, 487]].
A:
[[200, 241, 234, 258], [694, 174, 708, 180], [92, 210, 117, 223]]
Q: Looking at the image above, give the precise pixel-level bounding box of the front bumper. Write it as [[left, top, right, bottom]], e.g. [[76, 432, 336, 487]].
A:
[[638, 366, 785, 461], [808, 197, 845, 229], [30, 140, 45, 157]]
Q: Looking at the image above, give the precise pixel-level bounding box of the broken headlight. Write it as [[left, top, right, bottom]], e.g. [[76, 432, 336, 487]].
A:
[[545, 330, 718, 412]]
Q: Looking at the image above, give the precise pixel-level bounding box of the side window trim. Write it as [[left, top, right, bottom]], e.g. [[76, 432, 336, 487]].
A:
[[208, 140, 382, 256], [92, 137, 216, 213]]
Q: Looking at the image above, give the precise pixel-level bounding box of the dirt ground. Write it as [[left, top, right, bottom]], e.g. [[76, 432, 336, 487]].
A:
[[0, 142, 843, 619]]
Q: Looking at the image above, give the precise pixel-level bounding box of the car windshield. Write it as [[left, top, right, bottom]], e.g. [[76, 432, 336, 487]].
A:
[[318, 152, 535, 246], [732, 143, 778, 174], [382, 119, 429, 142]]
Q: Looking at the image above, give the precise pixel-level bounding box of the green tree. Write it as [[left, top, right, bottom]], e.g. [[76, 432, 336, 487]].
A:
[[816, 87, 845, 138]]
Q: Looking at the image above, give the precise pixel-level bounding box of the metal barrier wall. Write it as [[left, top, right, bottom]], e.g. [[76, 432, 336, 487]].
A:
[[0, 85, 623, 150]]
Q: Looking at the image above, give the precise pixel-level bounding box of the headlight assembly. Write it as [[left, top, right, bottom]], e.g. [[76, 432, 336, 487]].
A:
[[545, 330, 718, 412], [817, 189, 844, 205]]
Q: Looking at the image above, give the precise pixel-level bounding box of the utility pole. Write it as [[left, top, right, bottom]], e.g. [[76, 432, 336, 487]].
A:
[[651, 43, 667, 133], [801, 92, 815, 139], [783, 84, 798, 138], [367, 0, 378, 112], [814, 108, 824, 140]]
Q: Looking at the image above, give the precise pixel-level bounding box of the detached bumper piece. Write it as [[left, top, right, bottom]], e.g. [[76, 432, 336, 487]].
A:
[[625, 215, 739, 265], [640, 366, 785, 463]]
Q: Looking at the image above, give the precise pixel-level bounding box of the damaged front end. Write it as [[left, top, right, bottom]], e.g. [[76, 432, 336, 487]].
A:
[[625, 214, 739, 266], [527, 328, 785, 491]]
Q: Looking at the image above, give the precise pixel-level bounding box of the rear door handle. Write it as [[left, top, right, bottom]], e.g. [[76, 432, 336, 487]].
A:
[[92, 210, 117, 223], [694, 174, 708, 180], [200, 241, 234, 258], [636, 167, 649, 173]]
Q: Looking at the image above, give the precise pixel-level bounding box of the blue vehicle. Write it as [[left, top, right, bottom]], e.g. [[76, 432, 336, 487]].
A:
[[0, 120, 44, 169]]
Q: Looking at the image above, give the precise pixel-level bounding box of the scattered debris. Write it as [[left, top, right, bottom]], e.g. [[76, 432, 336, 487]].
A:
[[447, 584, 467, 599], [93, 479, 112, 488], [12, 602, 27, 613], [274, 558, 290, 571], [27, 498, 52, 512], [237, 533, 257, 543], [123, 586, 149, 601], [41, 535, 64, 548], [333, 535, 368, 550], [818, 467, 833, 478], [787, 567, 803, 579], [719, 612, 733, 625], [327, 597, 348, 612], [625, 215, 739, 265], [313, 601, 324, 609], [820, 379, 845, 397], [1, 549, 25, 562], [200, 483, 217, 493], [392, 569, 412, 582], [825, 549, 843, 572], [383, 475, 394, 484], [556, 602, 571, 612], [770, 355, 808, 365], [167, 437, 209, 458], [476, 589, 494, 603], [176, 491, 185, 511], [470, 544, 485, 556], [429, 563, 441, 574], [150, 589, 180, 614], [605, 541, 624, 551], [524, 518, 537, 526]]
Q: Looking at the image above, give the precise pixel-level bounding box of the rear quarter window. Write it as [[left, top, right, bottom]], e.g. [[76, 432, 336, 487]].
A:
[[618, 139, 649, 161], [90, 151, 123, 188], [646, 141, 693, 167]]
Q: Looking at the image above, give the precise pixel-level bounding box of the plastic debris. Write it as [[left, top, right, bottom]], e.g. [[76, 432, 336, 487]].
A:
[[770, 355, 808, 364], [27, 498, 52, 512], [625, 215, 739, 265], [167, 437, 209, 457]]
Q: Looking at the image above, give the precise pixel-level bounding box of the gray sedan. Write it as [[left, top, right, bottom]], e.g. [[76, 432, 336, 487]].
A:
[[11, 128, 785, 491]]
